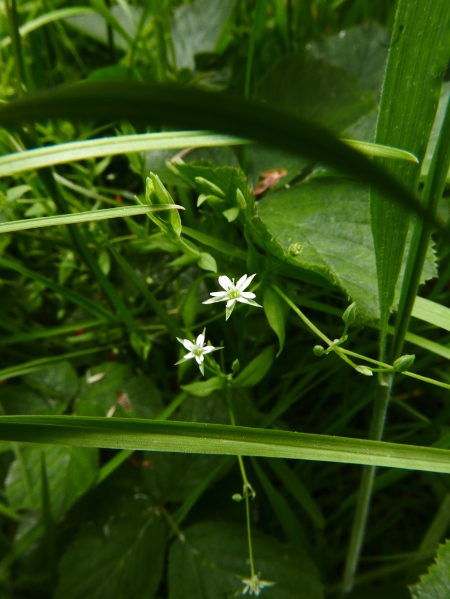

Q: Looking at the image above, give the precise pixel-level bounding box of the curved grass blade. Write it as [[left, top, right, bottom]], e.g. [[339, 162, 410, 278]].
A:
[[343, 139, 418, 163], [0, 7, 96, 48], [0, 132, 249, 178], [0, 204, 182, 233], [0, 82, 447, 236], [0, 415, 449, 474]]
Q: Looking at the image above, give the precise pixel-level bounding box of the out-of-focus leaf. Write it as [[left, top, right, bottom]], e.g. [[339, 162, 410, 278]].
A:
[[6, 445, 97, 520], [257, 53, 377, 134], [23, 362, 79, 402], [232, 346, 275, 388], [75, 362, 164, 419], [168, 522, 323, 599], [171, 0, 235, 70], [142, 395, 229, 503], [422, 82, 450, 182], [181, 377, 224, 398], [55, 491, 165, 599], [263, 286, 289, 356], [410, 540, 450, 599]]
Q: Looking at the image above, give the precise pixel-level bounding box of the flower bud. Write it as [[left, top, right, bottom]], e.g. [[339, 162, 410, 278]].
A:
[[232, 494, 243, 502], [313, 345, 325, 357], [232, 359, 240, 373], [236, 188, 247, 210], [393, 354, 415, 372], [342, 302, 357, 326], [356, 365, 373, 376], [288, 242, 303, 256]]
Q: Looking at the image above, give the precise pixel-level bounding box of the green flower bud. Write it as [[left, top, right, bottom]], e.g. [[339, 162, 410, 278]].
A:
[[356, 365, 373, 377], [313, 345, 325, 357], [232, 359, 240, 373], [393, 354, 415, 372], [288, 242, 303, 256], [236, 188, 247, 210], [232, 494, 243, 502], [342, 302, 357, 326]]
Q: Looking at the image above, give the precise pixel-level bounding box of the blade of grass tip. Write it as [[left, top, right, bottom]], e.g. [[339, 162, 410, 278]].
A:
[[0, 7, 96, 49], [40, 453, 56, 586], [343, 139, 419, 163], [0, 204, 182, 233], [107, 244, 184, 338], [1, 416, 450, 473], [0, 347, 109, 382], [0, 257, 115, 323], [0, 82, 449, 237], [95, 391, 188, 485], [392, 90, 450, 361], [251, 457, 310, 549], [264, 458, 325, 529], [5, 0, 27, 94]]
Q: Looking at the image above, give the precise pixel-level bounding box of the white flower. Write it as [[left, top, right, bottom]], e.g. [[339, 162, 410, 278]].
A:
[[203, 274, 262, 320], [241, 573, 275, 596], [175, 328, 222, 376]]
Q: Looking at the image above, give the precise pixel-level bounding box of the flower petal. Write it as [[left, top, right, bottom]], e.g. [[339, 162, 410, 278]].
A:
[[177, 338, 194, 350], [209, 291, 228, 297], [184, 352, 194, 360], [236, 274, 247, 289], [226, 299, 235, 307], [241, 291, 256, 299], [195, 355, 202, 364], [236, 297, 250, 304], [196, 332, 205, 346], [218, 275, 233, 290], [239, 273, 256, 291], [202, 345, 221, 354]]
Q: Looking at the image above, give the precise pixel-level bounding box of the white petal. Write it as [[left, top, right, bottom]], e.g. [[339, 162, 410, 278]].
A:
[[196, 332, 205, 346], [203, 296, 228, 304], [218, 275, 233, 290], [184, 352, 194, 360], [236, 274, 247, 289], [239, 273, 256, 291], [195, 355, 202, 364], [241, 291, 256, 299], [209, 291, 228, 297], [226, 299, 236, 308], [199, 354, 204, 362], [202, 345, 219, 354], [177, 338, 194, 351]]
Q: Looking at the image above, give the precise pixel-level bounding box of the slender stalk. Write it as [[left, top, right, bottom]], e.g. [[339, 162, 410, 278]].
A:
[[5, 0, 27, 94]]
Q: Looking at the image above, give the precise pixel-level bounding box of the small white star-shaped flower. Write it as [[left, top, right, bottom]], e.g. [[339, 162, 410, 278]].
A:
[[241, 573, 275, 596], [175, 328, 222, 376], [203, 274, 262, 320]]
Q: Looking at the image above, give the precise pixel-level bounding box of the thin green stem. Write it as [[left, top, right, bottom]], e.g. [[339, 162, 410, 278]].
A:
[[245, 491, 255, 577], [5, 0, 27, 94]]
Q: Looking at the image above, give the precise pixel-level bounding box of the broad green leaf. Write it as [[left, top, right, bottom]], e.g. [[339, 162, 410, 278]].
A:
[[232, 346, 275, 388], [5, 445, 98, 520], [75, 362, 164, 419], [263, 287, 289, 356], [197, 252, 217, 272], [0, 132, 249, 178], [142, 394, 229, 503], [168, 522, 322, 599], [0, 204, 182, 233], [181, 377, 224, 398], [0, 386, 66, 416], [1, 415, 450, 473], [23, 362, 79, 403], [410, 540, 450, 599], [170, 0, 235, 70], [55, 491, 165, 599], [257, 53, 377, 133], [0, 82, 443, 233], [369, 0, 450, 345], [257, 178, 437, 322]]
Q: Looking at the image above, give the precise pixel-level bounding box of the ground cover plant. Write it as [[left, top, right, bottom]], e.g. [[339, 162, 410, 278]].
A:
[[0, 0, 450, 597]]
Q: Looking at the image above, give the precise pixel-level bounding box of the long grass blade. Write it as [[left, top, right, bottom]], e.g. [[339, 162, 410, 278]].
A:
[[0, 415, 449, 473]]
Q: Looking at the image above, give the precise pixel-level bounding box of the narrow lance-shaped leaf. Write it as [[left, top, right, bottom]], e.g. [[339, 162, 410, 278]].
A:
[[370, 0, 450, 350]]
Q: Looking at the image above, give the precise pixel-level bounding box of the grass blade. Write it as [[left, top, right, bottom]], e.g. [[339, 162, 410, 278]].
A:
[[0, 415, 449, 473], [0, 204, 182, 233]]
